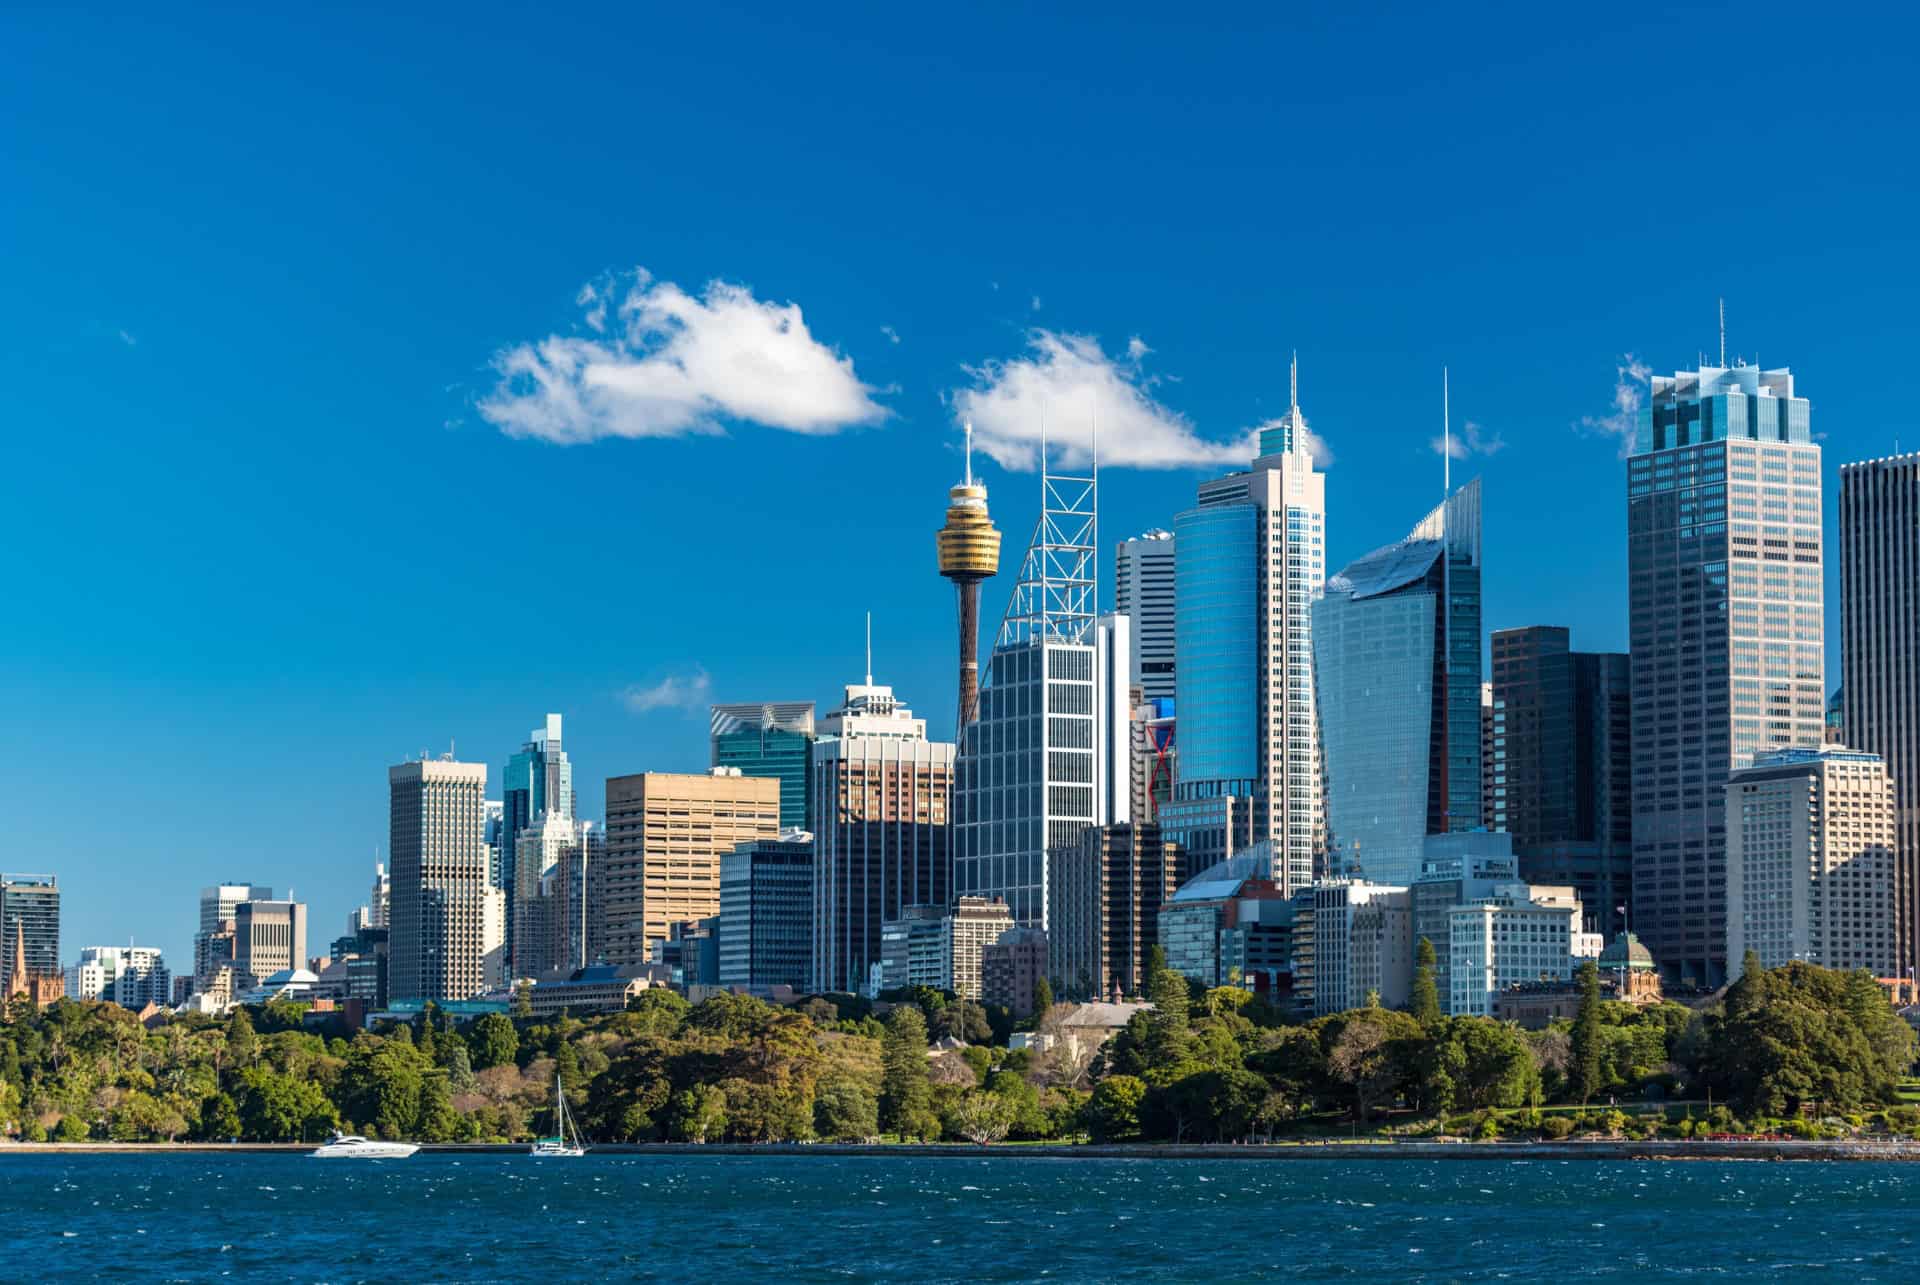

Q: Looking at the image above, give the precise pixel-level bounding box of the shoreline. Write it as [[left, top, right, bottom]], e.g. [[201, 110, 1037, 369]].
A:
[[6, 1139, 1920, 1161]]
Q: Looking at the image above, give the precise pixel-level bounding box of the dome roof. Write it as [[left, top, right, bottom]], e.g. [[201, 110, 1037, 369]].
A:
[[1598, 931, 1655, 970]]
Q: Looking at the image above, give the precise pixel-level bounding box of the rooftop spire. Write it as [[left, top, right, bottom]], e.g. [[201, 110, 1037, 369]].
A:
[[865, 610, 873, 687], [1719, 297, 1726, 368], [963, 420, 974, 487]]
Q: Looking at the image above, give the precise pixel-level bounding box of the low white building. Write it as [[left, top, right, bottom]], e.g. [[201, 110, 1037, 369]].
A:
[[65, 945, 171, 1009], [1447, 882, 1582, 1016]]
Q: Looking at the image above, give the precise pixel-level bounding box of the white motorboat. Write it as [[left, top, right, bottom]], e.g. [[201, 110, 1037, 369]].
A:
[[310, 1131, 420, 1159], [529, 1074, 586, 1157]]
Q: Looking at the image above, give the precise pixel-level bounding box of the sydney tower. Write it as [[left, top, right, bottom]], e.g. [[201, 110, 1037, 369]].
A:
[[936, 424, 1001, 736]]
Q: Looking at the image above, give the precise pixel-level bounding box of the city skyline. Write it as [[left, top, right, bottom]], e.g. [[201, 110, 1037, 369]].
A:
[[10, 8, 1920, 969]]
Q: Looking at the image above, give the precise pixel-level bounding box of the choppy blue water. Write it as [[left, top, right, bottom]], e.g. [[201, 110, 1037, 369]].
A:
[[6, 1153, 1919, 1281]]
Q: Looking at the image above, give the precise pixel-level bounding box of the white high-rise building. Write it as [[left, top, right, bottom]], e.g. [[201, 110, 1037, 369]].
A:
[[389, 756, 491, 1002], [195, 882, 272, 991], [1447, 883, 1583, 1016], [1116, 529, 1177, 702], [1727, 746, 1898, 978], [1165, 360, 1325, 892], [67, 945, 170, 1008], [955, 447, 1130, 933], [369, 863, 390, 929], [1312, 880, 1411, 1015]]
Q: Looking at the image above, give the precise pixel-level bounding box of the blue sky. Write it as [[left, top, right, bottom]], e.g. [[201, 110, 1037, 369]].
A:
[[6, 4, 1919, 970]]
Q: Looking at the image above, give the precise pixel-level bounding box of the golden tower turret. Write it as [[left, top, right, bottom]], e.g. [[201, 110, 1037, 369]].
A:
[[937, 422, 1001, 733]]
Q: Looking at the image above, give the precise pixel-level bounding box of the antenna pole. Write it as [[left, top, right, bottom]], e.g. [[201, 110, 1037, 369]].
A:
[[865, 610, 873, 687], [964, 421, 974, 487], [1719, 297, 1726, 367]]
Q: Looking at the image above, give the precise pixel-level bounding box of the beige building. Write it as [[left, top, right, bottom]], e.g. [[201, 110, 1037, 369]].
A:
[[1727, 746, 1898, 978], [602, 768, 780, 966], [233, 899, 308, 989], [389, 756, 492, 1002]]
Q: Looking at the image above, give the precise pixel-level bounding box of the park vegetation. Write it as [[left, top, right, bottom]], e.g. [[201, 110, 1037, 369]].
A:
[[0, 947, 1910, 1145]]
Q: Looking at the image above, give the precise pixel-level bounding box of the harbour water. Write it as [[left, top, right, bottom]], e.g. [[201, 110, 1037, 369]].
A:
[[9, 1152, 1919, 1281]]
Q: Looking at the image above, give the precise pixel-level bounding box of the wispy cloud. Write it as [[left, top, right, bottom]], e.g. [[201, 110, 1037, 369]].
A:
[[879, 324, 900, 345], [619, 667, 712, 714], [950, 330, 1323, 472], [1431, 419, 1505, 460], [1578, 355, 1651, 458], [479, 268, 887, 445], [117, 329, 137, 347], [1030, 295, 1043, 312]]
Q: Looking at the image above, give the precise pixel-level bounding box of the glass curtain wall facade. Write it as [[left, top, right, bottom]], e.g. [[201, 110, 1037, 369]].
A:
[[1314, 480, 1482, 889], [500, 715, 574, 964], [0, 874, 60, 995], [1165, 395, 1326, 893], [1839, 452, 1920, 974], [1628, 362, 1822, 987], [711, 702, 817, 832]]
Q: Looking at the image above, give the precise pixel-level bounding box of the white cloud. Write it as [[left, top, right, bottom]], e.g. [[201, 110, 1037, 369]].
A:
[[951, 330, 1315, 472], [880, 325, 900, 345], [619, 667, 712, 714], [1431, 419, 1506, 460], [479, 269, 887, 444], [117, 329, 137, 346], [1030, 295, 1043, 312], [1578, 355, 1652, 458]]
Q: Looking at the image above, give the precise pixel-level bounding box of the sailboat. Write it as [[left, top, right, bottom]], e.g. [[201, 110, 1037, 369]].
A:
[[530, 1073, 586, 1157]]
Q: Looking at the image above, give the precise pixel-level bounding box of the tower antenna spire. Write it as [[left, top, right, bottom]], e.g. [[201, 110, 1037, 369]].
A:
[[964, 420, 974, 487], [865, 610, 873, 687], [1290, 350, 1299, 417], [1719, 297, 1726, 368]]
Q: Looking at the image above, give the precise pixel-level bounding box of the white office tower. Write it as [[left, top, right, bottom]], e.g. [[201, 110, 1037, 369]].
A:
[[955, 445, 1130, 930], [1116, 529, 1177, 701]]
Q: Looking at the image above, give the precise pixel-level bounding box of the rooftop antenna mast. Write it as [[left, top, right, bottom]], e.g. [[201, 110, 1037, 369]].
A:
[[964, 420, 973, 488], [865, 610, 873, 687], [1719, 298, 1726, 368]]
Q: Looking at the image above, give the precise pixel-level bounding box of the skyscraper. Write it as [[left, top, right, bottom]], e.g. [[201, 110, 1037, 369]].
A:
[[809, 678, 954, 994], [499, 715, 574, 960], [1839, 451, 1920, 972], [389, 755, 492, 1002], [195, 882, 273, 991], [0, 874, 60, 997], [1047, 822, 1181, 1001], [1163, 368, 1325, 892], [1492, 626, 1632, 937], [1314, 479, 1483, 888], [233, 899, 308, 989], [513, 811, 589, 978], [954, 447, 1130, 930], [1727, 746, 1896, 978], [719, 832, 814, 990], [937, 422, 1002, 735], [1115, 529, 1177, 702], [601, 769, 781, 966], [1629, 360, 1822, 987], [710, 702, 816, 831]]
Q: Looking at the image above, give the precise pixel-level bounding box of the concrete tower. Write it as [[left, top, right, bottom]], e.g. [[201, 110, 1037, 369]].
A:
[[936, 423, 1002, 737]]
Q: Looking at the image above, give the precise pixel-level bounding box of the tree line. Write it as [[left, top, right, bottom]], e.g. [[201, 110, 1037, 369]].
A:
[[0, 946, 1909, 1144]]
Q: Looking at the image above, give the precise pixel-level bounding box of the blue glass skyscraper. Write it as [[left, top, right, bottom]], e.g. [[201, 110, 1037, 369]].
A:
[[500, 715, 574, 964], [710, 702, 816, 832], [1314, 480, 1482, 888]]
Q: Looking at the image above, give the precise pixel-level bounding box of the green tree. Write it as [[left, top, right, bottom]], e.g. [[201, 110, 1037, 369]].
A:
[[237, 1066, 337, 1141], [512, 981, 534, 1021], [55, 1114, 90, 1142], [880, 1006, 936, 1140], [1435, 1017, 1539, 1110], [225, 1008, 258, 1074], [1085, 1074, 1148, 1142], [671, 1084, 729, 1142], [1146, 965, 1191, 1062], [415, 1071, 458, 1142], [467, 1013, 519, 1071], [197, 1091, 241, 1141], [949, 1089, 1017, 1145], [1411, 937, 1443, 1029], [1568, 959, 1604, 1104], [1032, 978, 1054, 1022], [814, 1076, 879, 1141]]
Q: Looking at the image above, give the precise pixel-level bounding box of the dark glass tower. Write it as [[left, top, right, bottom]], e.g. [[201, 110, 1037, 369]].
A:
[[1492, 626, 1631, 936]]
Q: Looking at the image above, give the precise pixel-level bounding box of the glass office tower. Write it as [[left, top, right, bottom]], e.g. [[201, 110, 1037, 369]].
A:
[[1840, 451, 1920, 974], [711, 702, 817, 833], [1314, 480, 1482, 888], [1629, 361, 1822, 988], [500, 715, 574, 965], [1163, 376, 1326, 893]]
